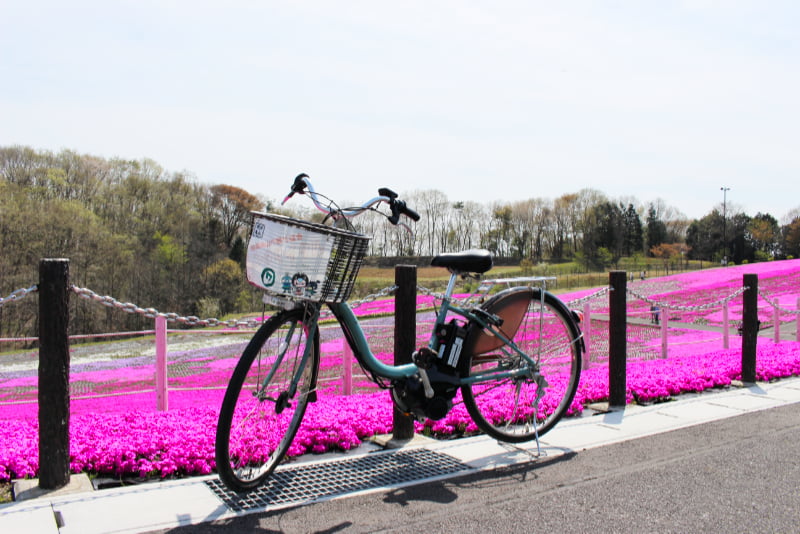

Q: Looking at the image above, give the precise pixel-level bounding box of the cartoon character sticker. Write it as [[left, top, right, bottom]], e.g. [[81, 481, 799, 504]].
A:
[[291, 273, 309, 297], [281, 272, 321, 298], [281, 273, 292, 293]]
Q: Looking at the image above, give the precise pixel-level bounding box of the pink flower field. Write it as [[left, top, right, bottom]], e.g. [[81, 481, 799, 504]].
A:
[[2, 260, 800, 483]]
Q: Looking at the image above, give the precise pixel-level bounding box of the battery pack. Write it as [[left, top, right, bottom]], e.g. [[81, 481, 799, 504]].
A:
[[436, 321, 467, 368]]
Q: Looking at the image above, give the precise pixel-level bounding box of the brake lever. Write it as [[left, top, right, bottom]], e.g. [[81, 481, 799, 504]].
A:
[[397, 221, 414, 234]]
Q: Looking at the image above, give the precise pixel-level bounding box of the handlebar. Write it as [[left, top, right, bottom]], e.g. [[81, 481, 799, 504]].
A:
[[282, 173, 420, 227], [378, 187, 420, 224]]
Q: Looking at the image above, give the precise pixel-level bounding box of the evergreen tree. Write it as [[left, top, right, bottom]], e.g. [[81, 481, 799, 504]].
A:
[[646, 204, 667, 255]]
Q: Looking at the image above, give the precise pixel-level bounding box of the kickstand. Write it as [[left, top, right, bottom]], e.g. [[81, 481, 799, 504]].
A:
[[498, 424, 543, 460]]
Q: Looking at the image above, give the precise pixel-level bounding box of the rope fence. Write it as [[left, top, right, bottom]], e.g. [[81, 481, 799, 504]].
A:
[[4, 258, 798, 490], [2, 264, 800, 412]]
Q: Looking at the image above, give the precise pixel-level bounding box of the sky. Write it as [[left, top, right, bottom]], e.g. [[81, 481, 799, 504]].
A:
[[2, 1, 799, 221]]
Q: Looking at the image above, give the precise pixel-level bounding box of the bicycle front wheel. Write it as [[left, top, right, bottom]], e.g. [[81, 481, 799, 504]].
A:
[[461, 288, 582, 443], [215, 307, 319, 492]]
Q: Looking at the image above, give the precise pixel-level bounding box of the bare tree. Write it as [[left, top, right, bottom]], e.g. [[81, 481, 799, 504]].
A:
[[209, 184, 262, 247]]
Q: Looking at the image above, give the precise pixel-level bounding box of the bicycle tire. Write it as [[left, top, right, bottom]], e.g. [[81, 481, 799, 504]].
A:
[[215, 307, 319, 492], [461, 287, 582, 443]]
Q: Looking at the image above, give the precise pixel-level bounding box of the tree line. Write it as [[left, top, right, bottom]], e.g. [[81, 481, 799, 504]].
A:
[[1, 145, 799, 339], [351, 184, 800, 269]]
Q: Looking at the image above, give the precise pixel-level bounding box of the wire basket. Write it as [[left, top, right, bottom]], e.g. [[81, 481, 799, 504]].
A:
[[246, 212, 370, 303]]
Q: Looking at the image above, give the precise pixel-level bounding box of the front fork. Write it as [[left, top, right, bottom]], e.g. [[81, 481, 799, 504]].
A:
[[257, 304, 321, 407]]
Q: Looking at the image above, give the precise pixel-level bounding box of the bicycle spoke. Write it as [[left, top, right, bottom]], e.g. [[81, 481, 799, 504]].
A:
[[216, 309, 319, 492], [462, 287, 581, 443]]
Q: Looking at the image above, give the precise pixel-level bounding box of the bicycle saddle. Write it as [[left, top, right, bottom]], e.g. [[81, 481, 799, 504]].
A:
[[431, 249, 493, 274]]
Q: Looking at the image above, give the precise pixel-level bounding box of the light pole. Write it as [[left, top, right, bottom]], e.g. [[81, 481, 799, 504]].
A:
[[721, 186, 730, 264]]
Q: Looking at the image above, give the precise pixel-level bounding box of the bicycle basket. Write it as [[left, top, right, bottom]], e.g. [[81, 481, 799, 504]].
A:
[[246, 212, 370, 303]]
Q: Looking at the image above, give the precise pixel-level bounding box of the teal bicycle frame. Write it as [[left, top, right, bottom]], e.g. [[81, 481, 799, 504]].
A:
[[319, 271, 540, 388]]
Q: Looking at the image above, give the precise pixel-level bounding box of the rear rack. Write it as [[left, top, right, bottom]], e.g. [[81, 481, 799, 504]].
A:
[[477, 276, 557, 293]]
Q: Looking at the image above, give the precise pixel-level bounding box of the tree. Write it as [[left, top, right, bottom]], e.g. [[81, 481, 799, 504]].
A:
[[202, 258, 243, 315], [209, 184, 262, 248], [645, 204, 667, 254], [229, 235, 246, 267], [575, 189, 608, 265], [585, 201, 623, 266], [728, 212, 752, 264], [686, 211, 723, 261], [506, 198, 551, 262], [783, 218, 800, 258], [446, 201, 484, 252], [482, 204, 514, 257], [650, 243, 691, 273], [418, 190, 450, 256], [550, 193, 576, 260], [747, 213, 780, 260], [622, 203, 644, 257]]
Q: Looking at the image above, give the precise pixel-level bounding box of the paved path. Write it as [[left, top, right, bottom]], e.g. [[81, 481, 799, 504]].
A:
[[3, 376, 800, 533], [160, 400, 800, 533]]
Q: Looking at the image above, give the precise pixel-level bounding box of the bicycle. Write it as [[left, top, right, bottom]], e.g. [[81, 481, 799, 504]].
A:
[[215, 173, 584, 492]]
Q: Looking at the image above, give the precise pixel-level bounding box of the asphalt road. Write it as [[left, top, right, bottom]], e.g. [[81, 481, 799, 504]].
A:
[[150, 403, 800, 533]]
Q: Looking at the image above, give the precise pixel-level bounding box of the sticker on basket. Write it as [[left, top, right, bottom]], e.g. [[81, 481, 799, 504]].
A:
[[253, 220, 266, 239], [260, 268, 276, 287], [284, 272, 320, 299]]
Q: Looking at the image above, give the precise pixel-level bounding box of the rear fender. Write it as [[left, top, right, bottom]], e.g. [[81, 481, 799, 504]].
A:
[[462, 287, 535, 357]]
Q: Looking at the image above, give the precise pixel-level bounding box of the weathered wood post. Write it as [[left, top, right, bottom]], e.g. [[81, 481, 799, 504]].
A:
[[741, 273, 758, 383], [392, 265, 417, 441], [608, 271, 627, 408], [155, 314, 168, 411], [773, 305, 781, 343], [582, 302, 592, 366], [38, 258, 71, 489], [796, 297, 800, 343], [722, 301, 730, 349], [342, 341, 354, 395]]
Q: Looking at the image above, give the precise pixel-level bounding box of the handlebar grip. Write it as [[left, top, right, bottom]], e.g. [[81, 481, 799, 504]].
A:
[[290, 173, 309, 194], [388, 199, 420, 224], [283, 173, 309, 204]]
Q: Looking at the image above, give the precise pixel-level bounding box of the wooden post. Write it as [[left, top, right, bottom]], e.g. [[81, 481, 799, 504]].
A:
[[392, 265, 417, 441], [722, 301, 729, 349], [773, 306, 780, 343], [155, 315, 168, 411], [38, 258, 71, 490], [342, 340, 353, 395], [608, 271, 627, 408], [660, 312, 668, 359], [582, 302, 591, 367], [741, 274, 758, 383], [796, 297, 800, 343]]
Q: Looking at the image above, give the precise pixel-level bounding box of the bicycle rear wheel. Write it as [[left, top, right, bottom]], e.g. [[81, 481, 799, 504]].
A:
[[461, 288, 582, 443], [215, 307, 319, 492]]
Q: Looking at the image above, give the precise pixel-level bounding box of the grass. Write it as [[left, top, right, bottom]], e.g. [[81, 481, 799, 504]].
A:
[[1, 482, 11, 503], [357, 253, 718, 294], [355, 264, 560, 296], [353, 262, 691, 299]]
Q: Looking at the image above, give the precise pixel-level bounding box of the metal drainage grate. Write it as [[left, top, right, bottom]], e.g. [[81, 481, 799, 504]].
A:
[[207, 448, 471, 512]]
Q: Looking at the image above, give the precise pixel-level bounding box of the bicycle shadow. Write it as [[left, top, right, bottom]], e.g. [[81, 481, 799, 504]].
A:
[[381, 448, 577, 507]]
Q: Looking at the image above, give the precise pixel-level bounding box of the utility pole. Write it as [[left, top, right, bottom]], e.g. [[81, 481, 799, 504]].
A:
[[720, 187, 730, 264]]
